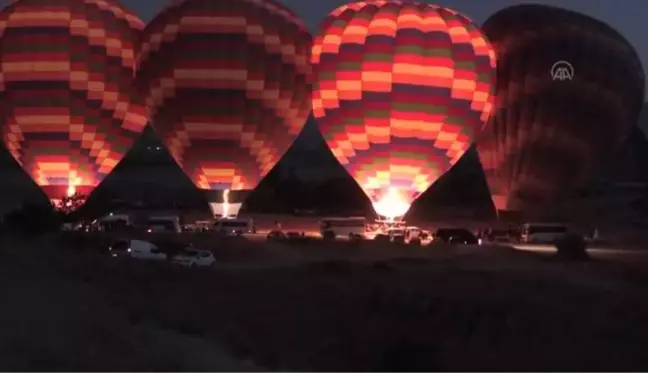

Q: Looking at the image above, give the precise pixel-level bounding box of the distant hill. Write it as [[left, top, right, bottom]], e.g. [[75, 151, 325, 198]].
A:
[[599, 125, 648, 183]]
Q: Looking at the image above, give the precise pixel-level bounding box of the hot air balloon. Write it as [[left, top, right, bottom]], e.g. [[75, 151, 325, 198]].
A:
[[136, 0, 312, 218], [476, 4, 645, 217], [312, 1, 496, 220], [0, 0, 147, 211]]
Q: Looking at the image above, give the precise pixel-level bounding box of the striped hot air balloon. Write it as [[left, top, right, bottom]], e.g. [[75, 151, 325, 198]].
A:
[[136, 0, 312, 218], [0, 0, 147, 211], [476, 4, 645, 217], [312, 1, 496, 220]]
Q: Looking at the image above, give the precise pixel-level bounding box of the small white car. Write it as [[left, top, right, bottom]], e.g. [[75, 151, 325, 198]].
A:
[[172, 249, 216, 267]]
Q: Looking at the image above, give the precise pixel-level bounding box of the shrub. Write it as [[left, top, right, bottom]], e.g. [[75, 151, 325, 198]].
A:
[[555, 233, 590, 261]]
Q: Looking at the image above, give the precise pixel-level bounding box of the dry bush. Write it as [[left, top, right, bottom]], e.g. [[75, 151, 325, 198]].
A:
[[555, 233, 590, 261]]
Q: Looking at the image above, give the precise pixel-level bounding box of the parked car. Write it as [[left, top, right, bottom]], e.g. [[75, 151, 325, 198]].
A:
[[405, 226, 429, 240], [386, 228, 406, 244], [172, 249, 216, 267], [432, 228, 480, 245], [481, 228, 512, 242], [374, 234, 390, 242]]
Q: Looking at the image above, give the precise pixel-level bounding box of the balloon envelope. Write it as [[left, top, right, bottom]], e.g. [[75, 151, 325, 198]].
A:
[[312, 1, 496, 219], [136, 0, 312, 217], [476, 4, 645, 215], [0, 0, 147, 210]]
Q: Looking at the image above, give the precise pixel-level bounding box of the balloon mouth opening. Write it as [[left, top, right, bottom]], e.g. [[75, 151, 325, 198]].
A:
[[371, 187, 412, 220], [202, 188, 251, 219]]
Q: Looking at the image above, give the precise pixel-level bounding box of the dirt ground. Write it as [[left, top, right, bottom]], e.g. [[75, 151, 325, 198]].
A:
[[2, 234, 648, 371]]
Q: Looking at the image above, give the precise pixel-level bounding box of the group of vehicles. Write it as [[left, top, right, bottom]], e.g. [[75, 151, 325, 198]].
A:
[[311, 217, 572, 246], [71, 210, 573, 247], [69, 214, 258, 236], [108, 239, 216, 268], [91, 219, 576, 274], [95, 216, 572, 264], [315, 217, 478, 245]]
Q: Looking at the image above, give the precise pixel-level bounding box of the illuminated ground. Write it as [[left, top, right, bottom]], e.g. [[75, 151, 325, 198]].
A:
[[3, 233, 648, 370]]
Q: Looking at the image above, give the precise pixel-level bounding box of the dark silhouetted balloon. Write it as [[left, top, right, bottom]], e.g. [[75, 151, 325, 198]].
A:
[[312, 1, 496, 219], [136, 0, 312, 217], [0, 0, 147, 210], [476, 4, 645, 214]]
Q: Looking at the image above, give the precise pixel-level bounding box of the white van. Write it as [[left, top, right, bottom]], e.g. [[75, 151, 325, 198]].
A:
[[213, 218, 256, 236], [129, 239, 168, 261], [520, 223, 568, 244], [320, 217, 366, 239], [171, 249, 216, 267]]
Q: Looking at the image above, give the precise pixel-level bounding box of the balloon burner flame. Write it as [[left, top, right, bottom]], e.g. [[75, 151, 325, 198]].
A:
[[222, 189, 230, 218], [372, 187, 411, 220]]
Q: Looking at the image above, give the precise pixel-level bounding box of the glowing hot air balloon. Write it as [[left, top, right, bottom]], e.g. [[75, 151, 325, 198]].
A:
[[0, 0, 148, 211], [476, 4, 645, 216], [312, 1, 496, 220], [137, 0, 312, 218]]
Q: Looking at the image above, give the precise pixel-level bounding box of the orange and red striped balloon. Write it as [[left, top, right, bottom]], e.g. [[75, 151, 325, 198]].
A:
[[312, 1, 496, 219], [136, 0, 312, 216], [0, 0, 147, 210]]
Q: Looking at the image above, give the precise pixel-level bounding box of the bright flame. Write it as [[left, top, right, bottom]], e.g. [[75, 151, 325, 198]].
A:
[[66, 185, 76, 197], [371, 187, 411, 220], [222, 189, 230, 218]]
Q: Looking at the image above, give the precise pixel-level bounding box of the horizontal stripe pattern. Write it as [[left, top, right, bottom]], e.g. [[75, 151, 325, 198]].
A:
[[476, 4, 645, 215], [312, 1, 495, 210], [136, 0, 312, 192]]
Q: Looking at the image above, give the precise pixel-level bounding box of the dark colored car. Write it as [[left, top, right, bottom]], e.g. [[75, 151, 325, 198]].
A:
[[374, 234, 390, 242], [433, 228, 480, 245], [267, 230, 287, 242]]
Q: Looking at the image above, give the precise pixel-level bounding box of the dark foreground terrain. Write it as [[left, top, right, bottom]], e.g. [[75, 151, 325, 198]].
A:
[[2, 234, 648, 371]]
